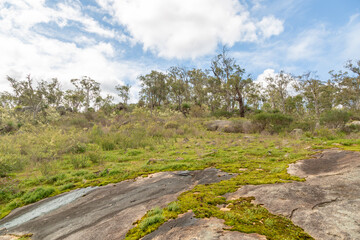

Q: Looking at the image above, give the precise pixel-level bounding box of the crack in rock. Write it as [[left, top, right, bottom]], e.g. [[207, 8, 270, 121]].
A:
[[311, 198, 339, 210]]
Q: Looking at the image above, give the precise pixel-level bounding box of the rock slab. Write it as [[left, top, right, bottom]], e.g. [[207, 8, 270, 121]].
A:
[[227, 149, 360, 240]]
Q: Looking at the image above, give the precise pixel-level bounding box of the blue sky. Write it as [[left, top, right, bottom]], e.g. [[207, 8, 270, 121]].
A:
[[0, 0, 359, 101]]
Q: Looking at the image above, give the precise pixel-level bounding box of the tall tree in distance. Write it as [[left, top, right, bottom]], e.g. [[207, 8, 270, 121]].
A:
[[115, 84, 131, 105], [265, 71, 293, 113], [330, 60, 360, 111], [211, 47, 251, 117], [70, 77, 100, 112], [295, 72, 324, 119], [139, 71, 168, 114]]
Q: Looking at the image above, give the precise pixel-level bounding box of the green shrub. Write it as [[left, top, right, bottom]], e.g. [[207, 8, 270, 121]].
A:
[[101, 139, 116, 151], [86, 151, 102, 164], [290, 119, 316, 132], [139, 207, 165, 230], [60, 183, 75, 191], [320, 110, 350, 128], [212, 110, 233, 118], [252, 112, 293, 133], [70, 155, 89, 169], [72, 143, 87, 153], [164, 121, 180, 129], [21, 187, 55, 204], [167, 202, 180, 212]]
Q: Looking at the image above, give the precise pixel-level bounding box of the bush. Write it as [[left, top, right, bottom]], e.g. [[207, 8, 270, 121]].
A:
[[164, 121, 180, 129], [212, 110, 233, 118], [320, 110, 350, 128], [167, 202, 180, 212], [290, 119, 316, 132], [252, 112, 293, 133], [139, 207, 165, 230], [70, 155, 89, 169], [21, 187, 55, 204]]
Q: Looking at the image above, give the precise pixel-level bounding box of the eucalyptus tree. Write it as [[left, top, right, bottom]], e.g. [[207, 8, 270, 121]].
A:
[[330, 60, 360, 111], [187, 68, 208, 106], [6, 75, 44, 119], [210, 47, 234, 111], [295, 72, 324, 119], [264, 71, 293, 113], [70, 76, 100, 112], [115, 84, 131, 105], [167, 66, 189, 112], [139, 71, 168, 113], [211, 48, 252, 117], [37, 78, 63, 108]]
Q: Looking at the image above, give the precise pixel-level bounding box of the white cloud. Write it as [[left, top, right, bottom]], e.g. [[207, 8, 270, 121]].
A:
[[0, 0, 148, 102], [97, 0, 284, 59], [286, 27, 327, 61], [257, 16, 284, 38]]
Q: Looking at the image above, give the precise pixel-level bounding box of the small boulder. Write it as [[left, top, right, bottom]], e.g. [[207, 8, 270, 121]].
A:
[[291, 128, 303, 136]]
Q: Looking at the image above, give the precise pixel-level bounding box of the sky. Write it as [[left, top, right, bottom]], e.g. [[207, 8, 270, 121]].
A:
[[0, 0, 360, 102]]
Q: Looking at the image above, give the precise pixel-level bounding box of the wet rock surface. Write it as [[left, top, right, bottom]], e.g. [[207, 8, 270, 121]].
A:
[[142, 211, 267, 240], [227, 149, 360, 240], [0, 168, 232, 240]]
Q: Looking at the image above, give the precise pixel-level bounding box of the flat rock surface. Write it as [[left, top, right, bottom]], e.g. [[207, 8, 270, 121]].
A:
[[0, 168, 232, 240], [142, 211, 267, 240], [227, 149, 360, 240]]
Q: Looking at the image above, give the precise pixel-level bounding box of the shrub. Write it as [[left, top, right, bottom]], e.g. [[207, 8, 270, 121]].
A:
[[101, 139, 116, 151], [290, 119, 316, 132], [139, 207, 165, 230], [72, 143, 87, 153], [167, 202, 180, 212], [212, 110, 233, 119], [164, 121, 180, 129], [320, 110, 350, 128], [252, 112, 293, 133], [21, 187, 55, 204], [70, 155, 89, 169], [86, 151, 102, 164]]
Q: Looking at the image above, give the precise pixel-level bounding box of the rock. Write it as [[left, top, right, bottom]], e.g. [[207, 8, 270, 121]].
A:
[[349, 120, 360, 126], [227, 149, 360, 240], [0, 169, 233, 240], [142, 211, 267, 240], [291, 128, 303, 136], [175, 171, 191, 176], [147, 158, 164, 164], [183, 138, 189, 143]]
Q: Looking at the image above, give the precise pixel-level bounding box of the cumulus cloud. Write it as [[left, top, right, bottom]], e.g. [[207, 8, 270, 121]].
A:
[[0, 0, 146, 102], [96, 0, 284, 59]]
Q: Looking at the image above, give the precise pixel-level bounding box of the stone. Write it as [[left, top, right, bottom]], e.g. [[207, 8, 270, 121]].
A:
[[227, 149, 360, 240]]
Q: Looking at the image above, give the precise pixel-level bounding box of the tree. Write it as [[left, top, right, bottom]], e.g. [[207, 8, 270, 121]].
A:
[[139, 71, 168, 114], [115, 84, 131, 105], [38, 78, 63, 107], [63, 89, 84, 112], [70, 77, 100, 112], [295, 72, 324, 119], [228, 67, 252, 117], [187, 68, 208, 106], [330, 60, 360, 111], [167, 66, 189, 114], [211, 47, 252, 117], [7, 75, 44, 120], [264, 70, 293, 113], [95, 94, 114, 115]]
